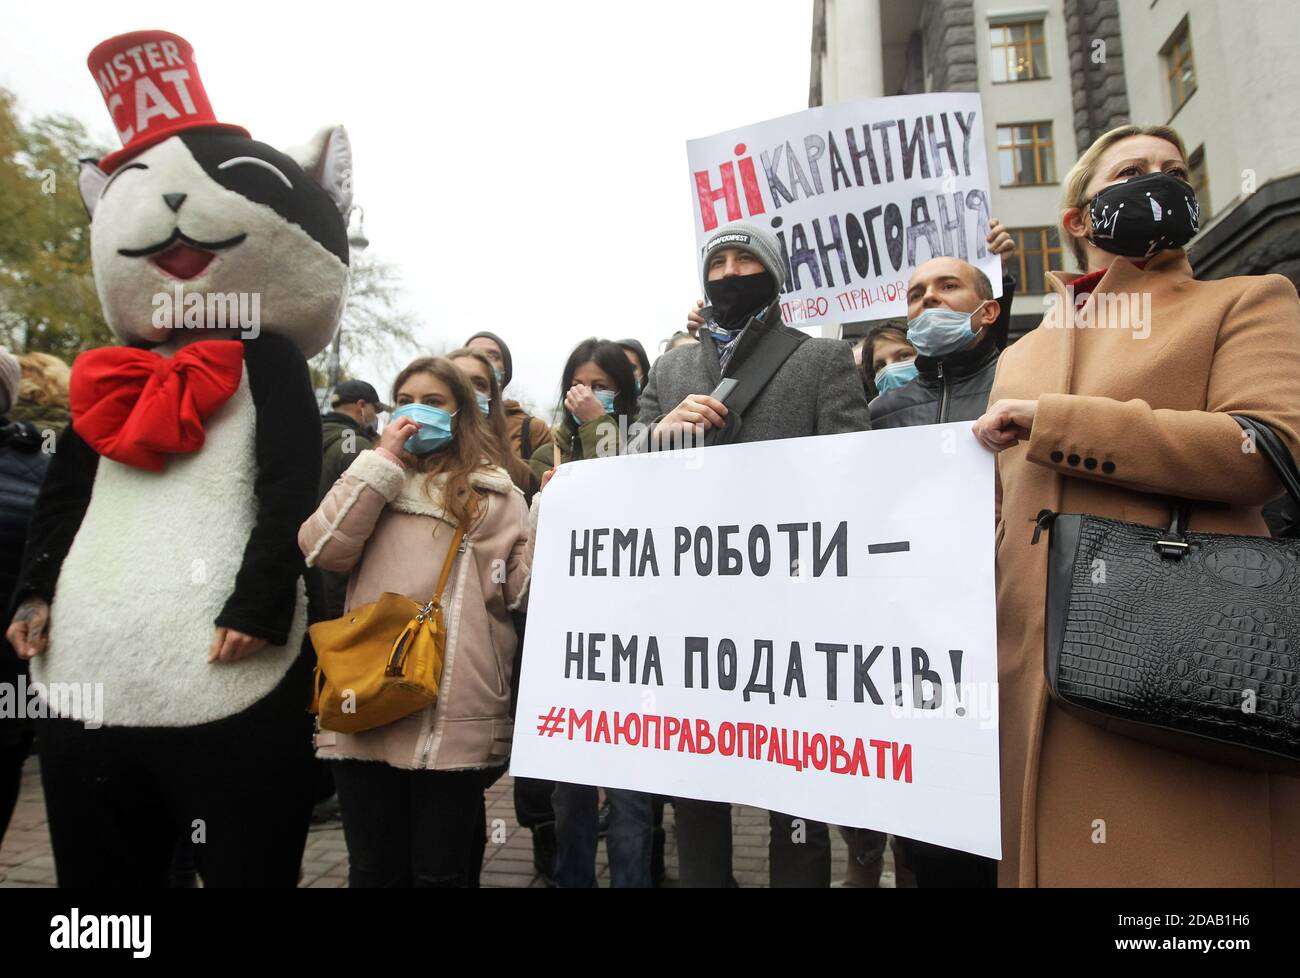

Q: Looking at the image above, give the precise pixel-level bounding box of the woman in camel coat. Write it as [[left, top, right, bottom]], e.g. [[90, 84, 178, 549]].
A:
[[974, 124, 1300, 886]]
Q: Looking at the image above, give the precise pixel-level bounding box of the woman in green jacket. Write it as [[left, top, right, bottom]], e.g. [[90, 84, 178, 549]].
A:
[[528, 338, 653, 887], [528, 338, 638, 479]]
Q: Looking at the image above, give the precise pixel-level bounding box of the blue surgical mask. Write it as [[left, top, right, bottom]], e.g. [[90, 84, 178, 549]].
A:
[[391, 403, 457, 455], [874, 359, 919, 395], [906, 301, 989, 359], [476, 392, 492, 416], [493, 367, 505, 387], [570, 389, 618, 426]]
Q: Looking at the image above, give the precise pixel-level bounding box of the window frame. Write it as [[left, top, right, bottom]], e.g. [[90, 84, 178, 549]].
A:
[[1008, 226, 1065, 295], [996, 122, 1057, 187], [988, 17, 1049, 84], [1162, 17, 1197, 118]]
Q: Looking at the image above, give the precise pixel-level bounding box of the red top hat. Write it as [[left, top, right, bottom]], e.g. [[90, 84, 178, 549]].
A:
[[88, 30, 249, 173]]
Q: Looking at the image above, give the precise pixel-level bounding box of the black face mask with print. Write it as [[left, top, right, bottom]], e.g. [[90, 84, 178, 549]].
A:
[[704, 270, 776, 329], [1086, 171, 1201, 259]]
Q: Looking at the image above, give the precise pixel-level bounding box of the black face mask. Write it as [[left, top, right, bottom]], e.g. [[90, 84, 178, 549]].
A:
[[1087, 171, 1201, 259], [704, 270, 776, 329]]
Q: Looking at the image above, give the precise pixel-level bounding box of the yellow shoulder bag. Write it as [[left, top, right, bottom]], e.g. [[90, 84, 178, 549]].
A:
[[309, 526, 466, 734]]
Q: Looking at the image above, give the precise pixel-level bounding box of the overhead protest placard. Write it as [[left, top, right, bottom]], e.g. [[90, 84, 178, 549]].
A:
[[686, 92, 1001, 327], [511, 424, 1001, 859]]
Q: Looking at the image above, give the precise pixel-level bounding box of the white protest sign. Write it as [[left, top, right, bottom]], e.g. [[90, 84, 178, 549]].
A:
[[686, 92, 1001, 328], [511, 423, 1001, 859]]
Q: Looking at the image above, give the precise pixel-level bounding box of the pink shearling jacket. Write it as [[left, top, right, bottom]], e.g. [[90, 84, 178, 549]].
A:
[[299, 449, 536, 771]]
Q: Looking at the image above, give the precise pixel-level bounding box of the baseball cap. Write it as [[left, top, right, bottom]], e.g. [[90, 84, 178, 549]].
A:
[[332, 379, 391, 412]]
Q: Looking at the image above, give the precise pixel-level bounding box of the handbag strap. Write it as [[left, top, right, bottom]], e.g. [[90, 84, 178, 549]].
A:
[[386, 525, 466, 676], [1156, 415, 1300, 559], [1234, 415, 1300, 508], [427, 525, 466, 610]]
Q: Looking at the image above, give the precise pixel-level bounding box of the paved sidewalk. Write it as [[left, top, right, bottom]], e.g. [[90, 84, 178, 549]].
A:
[[1, 756, 896, 888]]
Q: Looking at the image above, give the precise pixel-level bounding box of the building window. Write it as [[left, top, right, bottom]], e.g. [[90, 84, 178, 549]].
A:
[[1188, 144, 1210, 218], [1010, 227, 1065, 294], [1163, 19, 1196, 115], [997, 123, 1056, 185], [989, 19, 1048, 82]]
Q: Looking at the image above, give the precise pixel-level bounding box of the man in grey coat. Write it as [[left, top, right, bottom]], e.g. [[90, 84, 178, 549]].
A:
[[637, 220, 870, 888], [639, 222, 870, 449]]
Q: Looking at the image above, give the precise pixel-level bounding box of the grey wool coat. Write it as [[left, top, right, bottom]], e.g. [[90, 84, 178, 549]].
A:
[[638, 306, 871, 443]]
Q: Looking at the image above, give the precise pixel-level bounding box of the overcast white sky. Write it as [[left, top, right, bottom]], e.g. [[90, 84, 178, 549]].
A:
[[0, 1, 812, 414]]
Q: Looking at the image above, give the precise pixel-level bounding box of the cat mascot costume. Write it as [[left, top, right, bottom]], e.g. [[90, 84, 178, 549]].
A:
[[10, 31, 352, 886]]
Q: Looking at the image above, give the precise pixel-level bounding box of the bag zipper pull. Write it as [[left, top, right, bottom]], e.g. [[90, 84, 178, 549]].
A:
[[1030, 509, 1056, 545]]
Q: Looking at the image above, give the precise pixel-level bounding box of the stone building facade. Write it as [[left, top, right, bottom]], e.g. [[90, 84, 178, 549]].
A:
[[810, 0, 1300, 346]]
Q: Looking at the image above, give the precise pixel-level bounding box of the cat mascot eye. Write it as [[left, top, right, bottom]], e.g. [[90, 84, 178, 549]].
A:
[[217, 155, 294, 189]]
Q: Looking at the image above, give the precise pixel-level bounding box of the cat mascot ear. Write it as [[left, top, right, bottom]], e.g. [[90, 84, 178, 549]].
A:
[[79, 159, 110, 219], [287, 125, 353, 216]]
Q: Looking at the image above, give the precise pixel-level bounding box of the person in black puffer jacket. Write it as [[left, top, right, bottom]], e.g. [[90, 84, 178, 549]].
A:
[[0, 349, 52, 846], [870, 264, 1017, 429], [865, 239, 1017, 888], [870, 221, 1017, 430]]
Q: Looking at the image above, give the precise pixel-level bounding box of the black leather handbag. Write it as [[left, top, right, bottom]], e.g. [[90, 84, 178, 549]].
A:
[[1031, 415, 1300, 773]]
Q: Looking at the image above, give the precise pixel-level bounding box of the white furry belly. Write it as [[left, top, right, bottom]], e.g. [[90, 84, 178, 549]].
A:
[[35, 370, 307, 727]]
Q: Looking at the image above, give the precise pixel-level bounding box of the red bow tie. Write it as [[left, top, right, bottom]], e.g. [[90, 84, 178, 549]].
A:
[[70, 340, 246, 471]]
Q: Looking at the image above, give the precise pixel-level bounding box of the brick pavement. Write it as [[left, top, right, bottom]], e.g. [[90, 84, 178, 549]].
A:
[[1, 755, 897, 888]]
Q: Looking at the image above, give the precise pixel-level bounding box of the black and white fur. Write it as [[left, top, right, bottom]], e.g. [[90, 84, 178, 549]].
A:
[[14, 125, 353, 885], [80, 126, 351, 357], [22, 127, 351, 727]]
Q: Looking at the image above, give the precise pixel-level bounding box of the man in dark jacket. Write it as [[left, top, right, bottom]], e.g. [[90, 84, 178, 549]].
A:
[[866, 250, 1014, 889], [313, 380, 387, 621], [315, 385, 384, 613], [303, 379, 388, 827], [319, 379, 385, 499], [869, 223, 1016, 431], [0, 349, 50, 846], [637, 220, 870, 889]]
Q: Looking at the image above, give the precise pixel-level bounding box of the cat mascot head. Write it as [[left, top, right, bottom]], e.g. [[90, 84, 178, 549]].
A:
[[78, 30, 351, 358]]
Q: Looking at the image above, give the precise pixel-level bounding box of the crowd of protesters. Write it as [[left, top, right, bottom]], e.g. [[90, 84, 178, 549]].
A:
[[4, 122, 1300, 889]]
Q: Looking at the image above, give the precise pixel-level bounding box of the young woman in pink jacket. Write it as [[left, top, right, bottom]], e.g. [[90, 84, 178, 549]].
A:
[[299, 356, 536, 887]]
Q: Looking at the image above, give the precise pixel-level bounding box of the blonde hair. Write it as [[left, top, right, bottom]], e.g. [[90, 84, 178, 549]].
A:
[[1060, 124, 1188, 270], [18, 352, 71, 409]]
